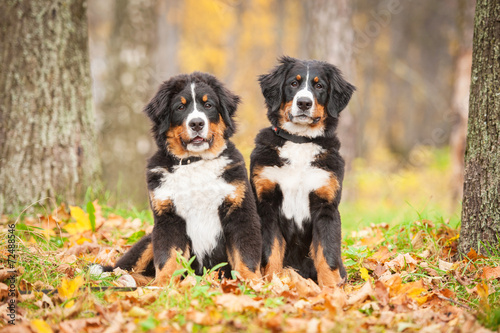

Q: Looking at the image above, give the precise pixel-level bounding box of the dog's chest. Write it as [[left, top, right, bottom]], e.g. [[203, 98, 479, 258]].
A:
[[152, 157, 235, 263], [260, 141, 330, 229]]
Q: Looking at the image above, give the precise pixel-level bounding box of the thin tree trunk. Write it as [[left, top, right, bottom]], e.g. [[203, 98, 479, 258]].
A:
[[0, 0, 100, 214], [458, 0, 500, 254]]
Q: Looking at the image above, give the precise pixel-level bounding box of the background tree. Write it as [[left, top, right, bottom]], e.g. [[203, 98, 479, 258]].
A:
[[0, 0, 100, 214], [459, 0, 500, 254]]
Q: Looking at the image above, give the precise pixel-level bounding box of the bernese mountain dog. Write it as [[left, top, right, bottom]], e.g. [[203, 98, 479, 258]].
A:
[[250, 56, 355, 288], [101, 72, 262, 285]]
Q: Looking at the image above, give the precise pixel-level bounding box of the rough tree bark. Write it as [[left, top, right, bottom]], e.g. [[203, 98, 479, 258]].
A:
[[450, 0, 475, 205], [458, 0, 500, 254], [0, 0, 100, 214]]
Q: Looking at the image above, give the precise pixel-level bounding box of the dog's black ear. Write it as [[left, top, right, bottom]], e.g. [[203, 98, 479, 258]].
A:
[[325, 64, 355, 118], [144, 84, 171, 145], [217, 85, 241, 131], [258, 56, 296, 113]]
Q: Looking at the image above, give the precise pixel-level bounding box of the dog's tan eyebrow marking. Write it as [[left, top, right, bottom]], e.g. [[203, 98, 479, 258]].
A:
[[202, 94, 208, 102], [296, 74, 301, 81], [314, 76, 319, 83], [180, 96, 187, 104]]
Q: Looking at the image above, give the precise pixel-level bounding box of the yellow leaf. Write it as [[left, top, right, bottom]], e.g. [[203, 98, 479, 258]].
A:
[[30, 319, 53, 333], [360, 267, 371, 281], [65, 206, 91, 235], [128, 306, 149, 317], [76, 236, 92, 245], [58, 275, 84, 299], [65, 300, 75, 308]]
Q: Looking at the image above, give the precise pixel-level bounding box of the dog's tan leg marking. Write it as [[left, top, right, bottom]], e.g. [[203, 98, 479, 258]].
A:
[[264, 236, 286, 280], [227, 246, 261, 281], [132, 242, 154, 274], [154, 247, 190, 286], [312, 244, 343, 288]]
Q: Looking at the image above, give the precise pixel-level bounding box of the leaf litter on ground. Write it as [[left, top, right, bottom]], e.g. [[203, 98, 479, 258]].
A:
[[1, 203, 499, 332]]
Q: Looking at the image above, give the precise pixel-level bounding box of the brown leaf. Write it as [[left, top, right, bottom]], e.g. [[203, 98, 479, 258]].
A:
[[373, 264, 387, 278], [221, 278, 241, 294], [370, 246, 395, 263], [282, 268, 321, 297], [411, 230, 425, 249], [0, 269, 16, 283], [58, 317, 101, 333], [481, 266, 500, 280], [215, 294, 261, 312], [438, 260, 454, 272], [347, 281, 374, 306], [374, 280, 390, 307], [385, 253, 418, 272], [466, 248, 488, 261]]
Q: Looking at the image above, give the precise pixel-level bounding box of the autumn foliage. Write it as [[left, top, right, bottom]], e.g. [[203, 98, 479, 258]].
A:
[[1, 203, 499, 332]]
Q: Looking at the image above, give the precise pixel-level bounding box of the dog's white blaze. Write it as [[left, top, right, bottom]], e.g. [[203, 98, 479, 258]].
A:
[[151, 156, 235, 264], [186, 83, 209, 142], [260, 141, 330, 230], [291, 65, 315, 117]]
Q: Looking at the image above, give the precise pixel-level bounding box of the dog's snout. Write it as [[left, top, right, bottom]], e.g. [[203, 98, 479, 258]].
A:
[[189, 118, 205, 132], [296, 97, 313, 111]]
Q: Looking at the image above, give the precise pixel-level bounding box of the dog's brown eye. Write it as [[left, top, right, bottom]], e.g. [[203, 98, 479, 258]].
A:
[[204, 102, 212, 109], [178, 105, 185, 111], [291, 81, 299, 88], [315, 83, 323, 89]]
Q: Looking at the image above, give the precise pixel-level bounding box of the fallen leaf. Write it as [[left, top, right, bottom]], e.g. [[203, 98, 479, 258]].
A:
[[438, 259, 454, 272], [128, 306, 149, 318], [347, 281, 374, 305], [64, 206, 92, 235], [215, 293, 261, 312], [30, 319, 53, 333], [58, 276, 84, 308], [360, 267, 371, 282], [481, 266, 500, 280], [374, 280, 390, 306]]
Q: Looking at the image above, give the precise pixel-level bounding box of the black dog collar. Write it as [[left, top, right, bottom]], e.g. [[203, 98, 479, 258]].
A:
[[173, 155, 203, 165], [272, 126, 315, 144]]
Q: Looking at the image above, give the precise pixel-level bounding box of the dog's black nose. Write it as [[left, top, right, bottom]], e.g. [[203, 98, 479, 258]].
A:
[[189, 118, 205, 132], [297, 97, 313, 111]]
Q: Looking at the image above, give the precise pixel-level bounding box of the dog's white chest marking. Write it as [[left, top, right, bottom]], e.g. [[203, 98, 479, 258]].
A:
[[260, 142, 330, 229], [151, 157, 235, 264]]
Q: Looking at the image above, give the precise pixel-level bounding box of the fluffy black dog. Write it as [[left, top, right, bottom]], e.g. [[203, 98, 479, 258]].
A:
[[250, 56, 355, 288], [101, 72, 262, 285]]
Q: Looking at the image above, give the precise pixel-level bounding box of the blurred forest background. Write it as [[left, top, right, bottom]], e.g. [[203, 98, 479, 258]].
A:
[[87, 0, 474, 229]]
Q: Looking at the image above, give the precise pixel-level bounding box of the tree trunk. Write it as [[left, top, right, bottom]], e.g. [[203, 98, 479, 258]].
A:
[[97, 0, 158, 206], [458, 0, 500, 255], [302, 0, 356, 197], [0, 0, 100, 214]]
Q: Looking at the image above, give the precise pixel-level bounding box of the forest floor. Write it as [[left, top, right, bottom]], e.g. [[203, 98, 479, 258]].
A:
[[1, 201, 499, 332]]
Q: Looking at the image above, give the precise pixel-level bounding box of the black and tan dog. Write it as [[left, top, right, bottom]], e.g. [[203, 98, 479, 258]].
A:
[[100, 72, 262, 285], [250, 56, 355, 288]]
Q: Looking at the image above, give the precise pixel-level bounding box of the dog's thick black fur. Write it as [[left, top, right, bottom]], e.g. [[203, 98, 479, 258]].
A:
[[250, 56, 355, 288], [103, 72, 262, 285]]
